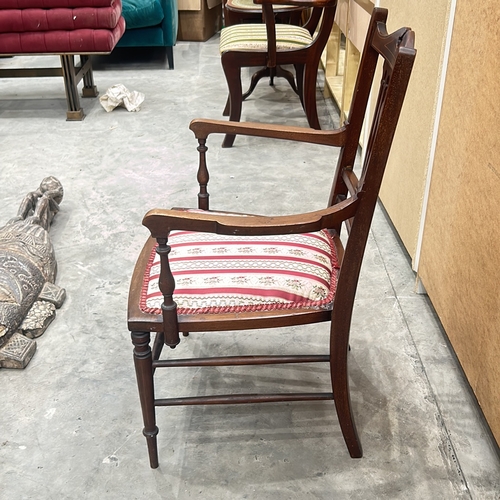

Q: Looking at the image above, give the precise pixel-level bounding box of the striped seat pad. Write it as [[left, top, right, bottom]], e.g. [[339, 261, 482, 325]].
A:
[[220, 23, 312, 53], [140, 229, 339, 315]]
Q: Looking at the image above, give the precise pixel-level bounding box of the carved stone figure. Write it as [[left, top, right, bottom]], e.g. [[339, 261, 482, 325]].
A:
[[0, 177, 66, 368]]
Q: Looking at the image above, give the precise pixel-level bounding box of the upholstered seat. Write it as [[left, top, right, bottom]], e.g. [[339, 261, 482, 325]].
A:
[[0, 21, 124, 52], [140, 229, 339, 315], [0, 0, 123, 31], [220, 23, 312, 52], [0, 0, 125, 119]]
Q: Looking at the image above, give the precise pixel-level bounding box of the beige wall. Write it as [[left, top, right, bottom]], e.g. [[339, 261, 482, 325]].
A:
[[377, 0, 452, 260], [418, 0, 500, 444], [339, 0, 500, 444]]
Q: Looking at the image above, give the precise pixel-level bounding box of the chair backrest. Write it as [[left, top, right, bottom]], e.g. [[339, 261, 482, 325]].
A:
[[144, 7, 415, 374], [260, 0, 338, 68], [327, 7, 415, 365]]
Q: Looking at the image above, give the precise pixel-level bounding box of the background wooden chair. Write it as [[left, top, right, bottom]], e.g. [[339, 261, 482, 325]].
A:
[[219, 0, 337, 147], [223, 0, 305, 97], [128, 7, 416, 468]]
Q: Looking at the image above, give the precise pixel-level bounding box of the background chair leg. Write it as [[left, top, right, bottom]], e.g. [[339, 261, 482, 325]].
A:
[[223, 95, 230, 116], [131, 331, 160, 468], [294, 63, 305, 107], [302, 63, 321, 129], [221, 61, 243, 148]]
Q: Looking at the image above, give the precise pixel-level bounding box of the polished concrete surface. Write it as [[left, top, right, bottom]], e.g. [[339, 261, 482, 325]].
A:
[[0, 37, 499, 499]]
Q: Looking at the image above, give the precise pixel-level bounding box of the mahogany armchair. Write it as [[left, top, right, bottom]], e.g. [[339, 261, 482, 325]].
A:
[[219, 0, 337, 147], [128, 7, 416, 468]]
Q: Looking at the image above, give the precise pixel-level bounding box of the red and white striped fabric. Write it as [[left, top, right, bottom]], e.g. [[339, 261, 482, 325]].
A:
[[140, 230, 340, 315]]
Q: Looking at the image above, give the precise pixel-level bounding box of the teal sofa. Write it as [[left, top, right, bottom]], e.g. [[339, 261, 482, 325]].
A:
[[117, 0, 178, 68]]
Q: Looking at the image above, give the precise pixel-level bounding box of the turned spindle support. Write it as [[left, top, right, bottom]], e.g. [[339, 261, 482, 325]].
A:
[[156, 237, 180, 348], [196, 138, 209, 210]]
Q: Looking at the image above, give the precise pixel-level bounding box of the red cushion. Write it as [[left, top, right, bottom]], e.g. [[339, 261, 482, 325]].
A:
[[0, 15, 125, 52], [140, 230, 340, 315], [0, 0, 122, 32], [0, 0, 115, 8]]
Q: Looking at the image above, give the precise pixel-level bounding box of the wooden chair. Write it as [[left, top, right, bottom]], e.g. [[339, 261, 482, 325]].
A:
[[128, 7, 416, 468], [220, 0, 337, 147], [223, 0, 305, 98]]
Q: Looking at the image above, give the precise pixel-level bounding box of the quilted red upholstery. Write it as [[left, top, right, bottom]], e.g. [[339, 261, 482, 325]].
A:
[[0, 0, 115, 8], [0, 0, 121, 32], [0, 15, 125, 52]]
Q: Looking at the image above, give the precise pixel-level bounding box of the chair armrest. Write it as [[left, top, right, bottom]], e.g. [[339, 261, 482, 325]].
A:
[[143, 199, 358, 238], [189, 118, 347, 147]]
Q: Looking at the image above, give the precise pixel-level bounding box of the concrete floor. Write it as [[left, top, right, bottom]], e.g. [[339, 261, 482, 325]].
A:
[[0, 37, 499, 499]]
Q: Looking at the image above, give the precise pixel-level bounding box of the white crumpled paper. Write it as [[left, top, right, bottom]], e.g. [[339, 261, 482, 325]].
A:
[[99, 84, 145, 112]]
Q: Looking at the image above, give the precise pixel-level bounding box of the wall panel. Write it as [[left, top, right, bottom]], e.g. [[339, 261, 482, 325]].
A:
[[419, 0, 500, 444], [377, 0, 451, 260]]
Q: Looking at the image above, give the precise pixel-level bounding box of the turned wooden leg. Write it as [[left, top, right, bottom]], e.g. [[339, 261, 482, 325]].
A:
[[132, 331, 159, 468]]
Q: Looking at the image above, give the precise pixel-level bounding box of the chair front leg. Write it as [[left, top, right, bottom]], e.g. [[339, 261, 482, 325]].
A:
[[221, 53, 244, 148], [131, 331, 159, 468]]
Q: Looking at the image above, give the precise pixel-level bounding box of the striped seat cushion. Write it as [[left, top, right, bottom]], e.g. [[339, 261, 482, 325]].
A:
[[140, 230, 339, 315], [220, 23, 312, 53]]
